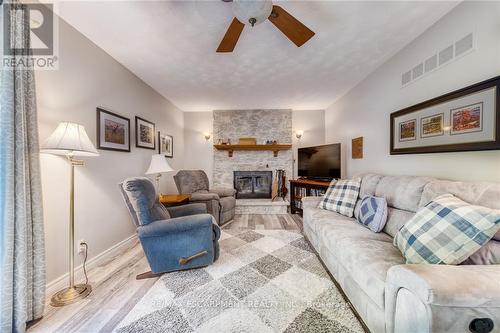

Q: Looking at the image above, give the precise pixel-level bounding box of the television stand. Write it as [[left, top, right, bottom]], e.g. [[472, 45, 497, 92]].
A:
[[290, 179, 331, 215], [298, 177, 334, 182]]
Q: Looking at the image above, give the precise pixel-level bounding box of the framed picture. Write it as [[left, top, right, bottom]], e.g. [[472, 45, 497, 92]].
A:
[[135, 116, 156, 150], [96, 108, 130, 152], [421, 113, 444, 138], [158, 132, 173, 158], [399, 119, 416, 142], [390, 76, 500, 154], [450, 102, 483, 136]]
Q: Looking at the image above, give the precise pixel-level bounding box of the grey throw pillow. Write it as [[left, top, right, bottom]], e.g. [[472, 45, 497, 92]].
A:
[[356, 195, 388, 232]]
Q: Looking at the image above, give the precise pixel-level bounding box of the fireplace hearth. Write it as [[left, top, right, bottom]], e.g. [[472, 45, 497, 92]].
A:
[[234, 171, 272, 199]]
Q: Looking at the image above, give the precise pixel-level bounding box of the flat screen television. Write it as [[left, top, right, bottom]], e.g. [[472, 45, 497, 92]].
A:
[[297, 143, 341, 181]]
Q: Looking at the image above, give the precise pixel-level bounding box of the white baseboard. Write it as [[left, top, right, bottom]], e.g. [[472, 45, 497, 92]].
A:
[[46, 234, 138, 297]]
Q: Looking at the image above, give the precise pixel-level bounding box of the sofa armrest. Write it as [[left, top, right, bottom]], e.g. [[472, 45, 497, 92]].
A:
[[137, 214, 214, 238], [302, 196, 323, 209], [385, 264, 500, 333], [167, 203, 207, 218], [191, 192, 220, 201], [387, 264, 500, 307], [210, 187, 236, 197]]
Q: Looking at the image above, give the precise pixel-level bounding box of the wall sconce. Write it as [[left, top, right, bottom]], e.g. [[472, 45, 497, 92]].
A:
[[295, 130, 304, 140], [204, 132, 211, 141]]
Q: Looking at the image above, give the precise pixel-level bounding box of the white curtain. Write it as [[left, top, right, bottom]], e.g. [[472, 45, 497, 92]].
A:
[[0, 2, 46, 332]]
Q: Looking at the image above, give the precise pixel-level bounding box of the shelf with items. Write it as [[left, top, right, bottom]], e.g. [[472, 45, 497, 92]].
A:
[[213, 144, 292, 157], [289, 179, 330, 215]]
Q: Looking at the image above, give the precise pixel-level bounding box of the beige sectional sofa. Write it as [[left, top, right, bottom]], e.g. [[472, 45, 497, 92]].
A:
[[302, 173, 500, 333]]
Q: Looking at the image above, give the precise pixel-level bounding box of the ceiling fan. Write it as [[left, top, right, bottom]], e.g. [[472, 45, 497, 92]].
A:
[[217, 0, 315, 52]]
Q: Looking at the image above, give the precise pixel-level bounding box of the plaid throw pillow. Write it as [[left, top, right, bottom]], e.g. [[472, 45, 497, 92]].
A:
[[394, 194, 500, 265], [318, 178, 361, 217]]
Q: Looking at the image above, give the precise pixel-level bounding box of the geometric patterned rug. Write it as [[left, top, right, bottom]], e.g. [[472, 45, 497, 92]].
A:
[[114, 228, 364, 333]]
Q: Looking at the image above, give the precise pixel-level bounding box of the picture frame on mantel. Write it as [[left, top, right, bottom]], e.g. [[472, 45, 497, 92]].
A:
[[390, 76, 500, 154]]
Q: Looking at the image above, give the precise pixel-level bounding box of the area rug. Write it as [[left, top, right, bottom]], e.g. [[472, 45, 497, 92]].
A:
[[114, 228, 364, 333]]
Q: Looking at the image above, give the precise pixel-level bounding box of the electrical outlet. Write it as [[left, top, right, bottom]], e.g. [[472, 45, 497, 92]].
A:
[[77, 239, 86, 254]]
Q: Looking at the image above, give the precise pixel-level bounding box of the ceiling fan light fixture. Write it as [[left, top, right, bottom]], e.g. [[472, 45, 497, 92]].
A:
[[233, 0, 273, 27]]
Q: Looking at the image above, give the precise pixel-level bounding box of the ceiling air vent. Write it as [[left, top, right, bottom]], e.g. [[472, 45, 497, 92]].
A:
[[401, 32, 474, 87]]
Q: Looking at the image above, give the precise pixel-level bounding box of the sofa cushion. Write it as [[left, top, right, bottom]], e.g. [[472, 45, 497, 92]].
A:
[[384, 207, 415, 238], [337, 238, 405, 309], [318, 178, 361, 217], [310, 208, 394, 254], [357, 173, 384, 197], [462, 240, 500, 265], [357, 195, 388, 232], [375, 175, 434, 212], [395, 194, 500, 264]]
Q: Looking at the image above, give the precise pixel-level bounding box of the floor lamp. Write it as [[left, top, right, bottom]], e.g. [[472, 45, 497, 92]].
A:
[[41, 122, 99, 306]]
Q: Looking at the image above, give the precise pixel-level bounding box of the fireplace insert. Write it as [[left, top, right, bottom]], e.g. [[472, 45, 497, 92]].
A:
[[234, 171, 273, 199]]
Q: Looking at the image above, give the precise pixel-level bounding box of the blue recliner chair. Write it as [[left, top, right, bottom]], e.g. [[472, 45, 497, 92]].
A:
[[119, 177, 220, 277]]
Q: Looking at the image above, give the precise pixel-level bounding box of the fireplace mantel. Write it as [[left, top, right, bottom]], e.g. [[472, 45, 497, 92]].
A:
[[214, 144, 292, 157]]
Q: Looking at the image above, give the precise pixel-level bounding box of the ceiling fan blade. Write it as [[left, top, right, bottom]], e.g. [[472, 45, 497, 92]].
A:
[[216, 18, 245, 53], [268, 5, 315, 47]]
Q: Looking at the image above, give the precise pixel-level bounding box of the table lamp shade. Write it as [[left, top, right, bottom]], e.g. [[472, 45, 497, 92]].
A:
[[146, 154, 173, 175], [41, 122, 99, 157]]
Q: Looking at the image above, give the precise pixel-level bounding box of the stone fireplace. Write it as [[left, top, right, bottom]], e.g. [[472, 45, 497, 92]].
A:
[[213, 109, 292, 214], [234, 171, 272, 199]]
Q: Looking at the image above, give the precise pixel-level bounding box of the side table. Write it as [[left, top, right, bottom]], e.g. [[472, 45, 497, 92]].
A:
[[159, 194, 191, 207]]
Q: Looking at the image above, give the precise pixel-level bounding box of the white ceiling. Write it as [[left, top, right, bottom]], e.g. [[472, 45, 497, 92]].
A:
[[56, 1, 458, 111]]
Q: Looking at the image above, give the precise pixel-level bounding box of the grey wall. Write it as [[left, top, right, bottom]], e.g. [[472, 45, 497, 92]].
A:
[[325, 1, 500, 181], [36, 17, 185, 283]]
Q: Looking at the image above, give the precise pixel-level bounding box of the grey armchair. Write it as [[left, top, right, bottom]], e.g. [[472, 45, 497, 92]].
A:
[[173, 170, 236, 226], [119, 177, 220, 276]]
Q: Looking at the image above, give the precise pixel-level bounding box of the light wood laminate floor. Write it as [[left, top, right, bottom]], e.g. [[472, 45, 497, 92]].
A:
[[29, 214, 302, 333]]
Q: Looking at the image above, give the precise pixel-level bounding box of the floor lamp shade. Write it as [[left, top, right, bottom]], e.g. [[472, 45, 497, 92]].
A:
[[40, 122, 98, 306], [41, 122, 99, 156], [146, 154, 174, 193]]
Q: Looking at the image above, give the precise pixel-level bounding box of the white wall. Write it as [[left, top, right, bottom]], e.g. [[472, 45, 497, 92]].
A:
[[184, 112, 214, 185], [36, 17, 185, 283], [292, 110, 326, 179], [325, 1, 500, 181], [183, 110, 326, 185]]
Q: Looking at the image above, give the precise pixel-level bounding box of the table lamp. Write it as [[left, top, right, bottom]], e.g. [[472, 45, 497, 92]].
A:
[[146, 154, 174, 194], [40, 122, 99, 306]]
